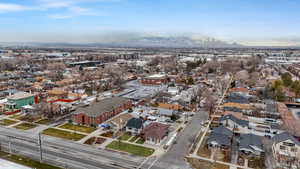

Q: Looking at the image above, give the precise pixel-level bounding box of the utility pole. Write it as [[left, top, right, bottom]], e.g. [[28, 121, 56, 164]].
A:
[[38, 133, 43, 162]]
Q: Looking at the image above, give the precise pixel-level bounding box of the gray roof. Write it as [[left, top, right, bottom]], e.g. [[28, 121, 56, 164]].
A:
[[239, 134, 263, 151], [126, 118, 143, 129], [265, 100, 278, 114], [75, 97, 130, 117], [272, 132, 300, 146], [208, 133, 231, 146], [212, 126, 233, 138], [220, 114, 249, 127]]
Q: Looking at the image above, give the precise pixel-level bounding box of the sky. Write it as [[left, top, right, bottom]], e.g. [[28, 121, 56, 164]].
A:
[[0, 0, 300, 46]]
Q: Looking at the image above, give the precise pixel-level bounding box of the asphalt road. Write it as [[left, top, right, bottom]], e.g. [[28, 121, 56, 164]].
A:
[[0, 127, 143, 169], [0, 110, 208, 169], [151, 110, 208, 169]]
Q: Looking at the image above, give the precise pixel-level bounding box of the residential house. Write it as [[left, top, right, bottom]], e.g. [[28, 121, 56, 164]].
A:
[[272, 132, 300, 168], [141, 122, 169, 145], [220, 114, 249, 134], [207, 126, 233, 150], [126, 117, 144, 135], [238, 134, 264, 157], [107, 113, 133, 130], [73, 97, 132, 126]]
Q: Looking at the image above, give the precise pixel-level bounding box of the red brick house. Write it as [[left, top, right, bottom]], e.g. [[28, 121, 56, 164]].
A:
[[141, 74, 168, 85], [73, 97, 132, 126], [141, 122, 169, 145]]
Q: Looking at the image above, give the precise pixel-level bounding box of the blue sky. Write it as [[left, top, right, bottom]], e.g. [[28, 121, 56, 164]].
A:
[[0, 0, 300, 45]]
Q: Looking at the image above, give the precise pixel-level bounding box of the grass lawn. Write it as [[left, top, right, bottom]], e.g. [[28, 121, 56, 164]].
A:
[[196, 135, 211, 158], [187, 158, 229, 169], [9, 114, 24, 120], [58, 123, 96, 134], [35, 119, 51, 125], [106, 141, 154, 157], [136, 138, 145, 144], [129, 136, 139, 142], [0, 119, 18, 126], [118, 133, 131, 141], [42, 128, 86, 141], [14, 122, 37, 130], [0, 151, 62, 169]]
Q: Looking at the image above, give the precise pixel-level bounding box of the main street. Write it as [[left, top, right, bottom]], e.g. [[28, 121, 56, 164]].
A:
[[0, 127, 143, 169]]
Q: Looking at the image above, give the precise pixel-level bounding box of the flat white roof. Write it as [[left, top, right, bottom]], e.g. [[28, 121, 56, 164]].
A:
[[0, 159, 31, 169], [147, 74, 166, 78]]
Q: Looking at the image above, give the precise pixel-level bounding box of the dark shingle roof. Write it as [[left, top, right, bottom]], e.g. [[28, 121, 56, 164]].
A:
[[239, 134, 263, 151], [208, 133, 231, 146], [126, 118, 143, 129], [272, 132, 300, 146], [220, 114, 249, 127], [75, 97, 130, 117], [212, 126, 233, 138]]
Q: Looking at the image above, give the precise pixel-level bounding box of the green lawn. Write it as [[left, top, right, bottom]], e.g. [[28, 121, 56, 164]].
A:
[[118, 133, 131, 141], [0, 119, 18, 126], [106, 141, 154, 157], [58, 123, 96, 133], [9, 114, 24, 120], [129, 136, 139, 142], [14, 122, 37, 130], [136, 138, 145, 144], [42, 128, 86, 141], [0, 151, 62, 169], [35, 119, 51, 125]]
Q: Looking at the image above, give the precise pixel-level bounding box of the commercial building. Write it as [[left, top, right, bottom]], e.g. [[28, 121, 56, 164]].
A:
[[73, 97, 132, 126], [5, 92, 36, 110], [141, 74, 168, 85]]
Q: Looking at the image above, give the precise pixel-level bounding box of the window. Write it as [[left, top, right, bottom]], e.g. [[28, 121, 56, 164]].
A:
[[280, 145, 286, 150], [291, 148, 297, 152]]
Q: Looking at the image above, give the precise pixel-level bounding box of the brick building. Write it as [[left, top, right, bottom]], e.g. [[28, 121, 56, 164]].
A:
[[73, 97, 132, 126], [141, 74, 168, 85]]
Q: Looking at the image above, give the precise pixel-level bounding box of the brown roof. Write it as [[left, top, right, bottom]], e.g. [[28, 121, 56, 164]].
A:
[[142, 122, 169, 139], [108, 113, 133, 128], [230, 87, 249, 93], [222, 102, 253, 110], [158, 103, 182, 110]]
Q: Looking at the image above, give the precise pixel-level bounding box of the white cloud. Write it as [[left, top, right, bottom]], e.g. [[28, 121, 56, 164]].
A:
[[0, 3, 29, 13]]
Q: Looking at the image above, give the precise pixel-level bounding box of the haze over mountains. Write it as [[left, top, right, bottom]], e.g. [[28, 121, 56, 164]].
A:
[[0, 34, 242, 48], [1, 33, 300, 48]]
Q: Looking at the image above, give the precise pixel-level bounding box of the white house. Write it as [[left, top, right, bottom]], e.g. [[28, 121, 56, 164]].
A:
[[272, 132, 300, 169]]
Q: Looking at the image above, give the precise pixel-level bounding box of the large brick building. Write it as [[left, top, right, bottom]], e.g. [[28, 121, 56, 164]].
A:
[[73, 97, 132, 126], [141, 74, 168, 85]]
